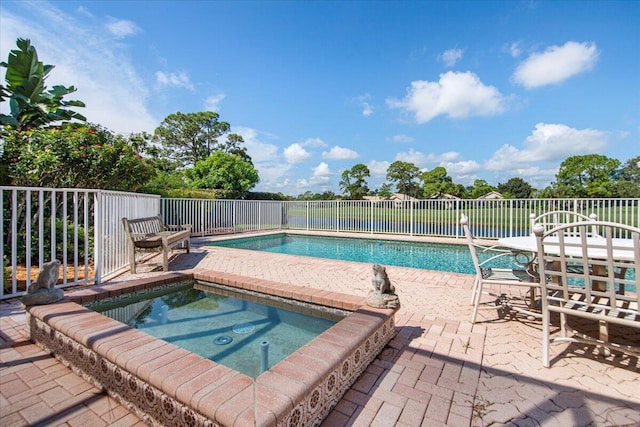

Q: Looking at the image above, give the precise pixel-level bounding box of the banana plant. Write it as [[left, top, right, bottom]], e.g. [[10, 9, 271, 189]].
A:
[[0, 38, 86, 130]]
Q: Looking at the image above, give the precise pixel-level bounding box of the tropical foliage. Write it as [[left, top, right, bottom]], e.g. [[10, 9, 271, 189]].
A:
[[0, 38, 85, 130], [1, 123, 153, 190]]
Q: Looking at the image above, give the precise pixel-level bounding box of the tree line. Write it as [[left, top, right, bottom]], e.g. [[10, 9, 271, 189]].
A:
[[330, 155, 639, 201]]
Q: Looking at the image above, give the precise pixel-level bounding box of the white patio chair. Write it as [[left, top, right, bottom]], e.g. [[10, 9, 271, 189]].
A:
[[533, 220, 640, 367], [460, 214, 541, 324], [530, 210, 598, 236], [530, 211, 599, 275]]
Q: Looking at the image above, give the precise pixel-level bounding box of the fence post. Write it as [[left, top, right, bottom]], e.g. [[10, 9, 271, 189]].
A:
[[94, 190, 103, 285], [455, 199, 460, 239], [508, 199, 513, 238], [409, 200, 414, 236], [370, 200, 374, 234]]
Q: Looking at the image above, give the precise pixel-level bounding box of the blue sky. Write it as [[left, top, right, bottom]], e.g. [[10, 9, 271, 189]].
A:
[[1, 1, 638, 196]]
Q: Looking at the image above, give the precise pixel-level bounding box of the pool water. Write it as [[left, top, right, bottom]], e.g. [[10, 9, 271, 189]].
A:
[[91, 283, 341, 378], [207, 233, 515, 274]]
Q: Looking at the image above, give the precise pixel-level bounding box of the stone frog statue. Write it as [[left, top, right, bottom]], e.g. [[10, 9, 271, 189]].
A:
[[372, 264, 395, 295], [22, 259, 64, 306], [367, 264, 400, 309]]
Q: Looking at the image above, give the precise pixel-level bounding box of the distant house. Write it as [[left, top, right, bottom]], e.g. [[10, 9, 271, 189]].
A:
[[478, 191, 503, 200], [363, 195, 385, 203], [391, 193, 419, 202], [428, 193, 460, 209], [428, 193, 460, 200], [364, 193, 419, 208]]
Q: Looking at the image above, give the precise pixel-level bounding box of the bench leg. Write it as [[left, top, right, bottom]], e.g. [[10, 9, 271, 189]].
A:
[[130, 248, 137, 274], [186, 239, 190, 253], [162, 248, 169, 271]]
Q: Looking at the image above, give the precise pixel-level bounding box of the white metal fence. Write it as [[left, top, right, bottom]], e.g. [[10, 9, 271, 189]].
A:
[[162, 198, 283, 235], [1, 186, 159, 299], [162, 197, 639, 247], [280, 198, 639, 238], [2, 186, 638, 299]]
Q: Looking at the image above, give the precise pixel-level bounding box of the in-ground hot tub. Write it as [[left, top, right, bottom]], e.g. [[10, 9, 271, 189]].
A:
[[25, 269, 397, 426]]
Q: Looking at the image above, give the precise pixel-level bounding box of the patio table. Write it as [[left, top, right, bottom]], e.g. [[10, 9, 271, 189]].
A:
[[498, 234, 637, 353], [498, 235, 636, 263]]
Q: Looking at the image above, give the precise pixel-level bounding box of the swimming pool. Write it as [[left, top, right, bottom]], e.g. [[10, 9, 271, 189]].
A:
[[207, 233, 513, 274], [90, 282, 342, 378]]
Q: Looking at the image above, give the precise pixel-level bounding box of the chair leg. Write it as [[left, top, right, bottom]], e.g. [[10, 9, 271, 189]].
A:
[[598, 320, 611, 356], [471, 281, 483, 324], [560, 313, 568, 337], [470, 276, 479, 305], [542, 309, 550, 367]]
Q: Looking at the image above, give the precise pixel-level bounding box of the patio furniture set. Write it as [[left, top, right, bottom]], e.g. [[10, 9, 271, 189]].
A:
[[461, 211, 640, 368]]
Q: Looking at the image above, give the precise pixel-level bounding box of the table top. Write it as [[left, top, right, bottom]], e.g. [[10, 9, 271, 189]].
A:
[[498, 235, 637, 262]]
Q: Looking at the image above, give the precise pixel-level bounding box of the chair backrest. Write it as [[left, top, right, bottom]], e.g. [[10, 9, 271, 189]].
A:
[[530, 210, 598, 236], [122, 215, 164, 240], [533, 220, 640, 326], [460, 214, 483, 276]]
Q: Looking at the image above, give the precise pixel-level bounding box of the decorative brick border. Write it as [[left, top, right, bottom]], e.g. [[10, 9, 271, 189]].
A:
[[26, 270, 397, 426]]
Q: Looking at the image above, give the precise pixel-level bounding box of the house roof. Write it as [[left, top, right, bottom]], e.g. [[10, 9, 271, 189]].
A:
[[478, 191, 503, 199]]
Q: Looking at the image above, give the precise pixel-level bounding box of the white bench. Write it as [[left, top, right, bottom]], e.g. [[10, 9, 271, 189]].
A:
[[122, 215, 192, 273]]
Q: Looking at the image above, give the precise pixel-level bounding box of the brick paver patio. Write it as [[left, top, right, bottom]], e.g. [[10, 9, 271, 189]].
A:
[[1, 232, 639, 426]]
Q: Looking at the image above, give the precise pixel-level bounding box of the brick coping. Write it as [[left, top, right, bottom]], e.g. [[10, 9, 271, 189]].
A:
[[25, 269, 397, 427]]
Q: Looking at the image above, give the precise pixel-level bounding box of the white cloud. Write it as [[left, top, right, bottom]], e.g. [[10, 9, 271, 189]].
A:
[[389, 134, 414, 143], [233, 127, 279, 163], [106, 19, 140, 38], [204, 93, 226, 111], [233, 127, 291, 192], [322, 146, 359, 160], [0, 3, 157, 133], [76, 6, 93, 18], [387, 71, 506, 123], [155, 70, 194, 90], [300, 137, 327, 148], [439, 48, 464, 67], [284, 143, 312, 164], [395, 149, 430, 167], [485, 122, 608, 170], [394, 149, 461, 168], [311, 162, 333, 184], [437, 151, 461, 162], [505, 41, 522, 58], [512, 41, 599, 89], [353, 94, 373, 116], [368, 160, 391, 177], [253, 162, 292, 190], [296, 179, 310, 188], [443, 160, 482, 175]]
